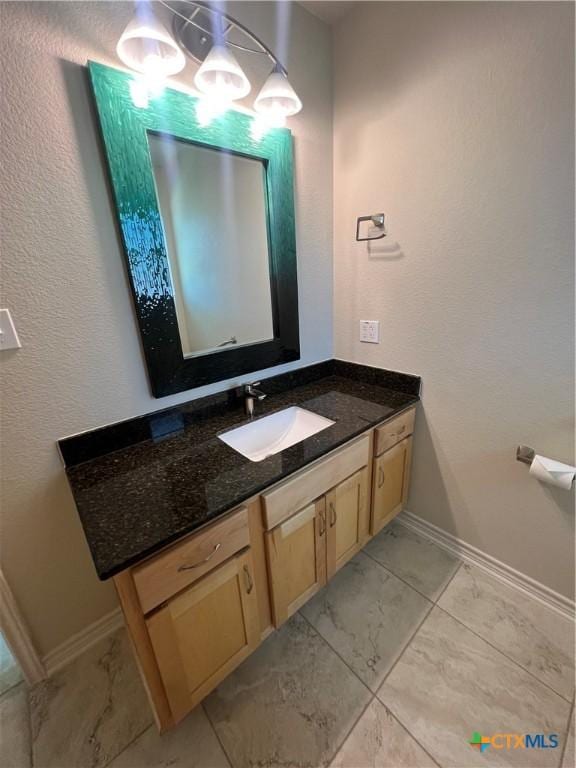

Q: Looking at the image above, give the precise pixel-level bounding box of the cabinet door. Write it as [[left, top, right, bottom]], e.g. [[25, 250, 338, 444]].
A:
[[371, 436, 413, 536], [326, 468, 369, 578], [265, 499, 327, 627], [146, 549, 260, 724]]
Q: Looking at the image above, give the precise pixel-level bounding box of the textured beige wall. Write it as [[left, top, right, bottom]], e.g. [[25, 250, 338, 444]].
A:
[[333, 2, 575, 598], [0, 1, 333, 656]]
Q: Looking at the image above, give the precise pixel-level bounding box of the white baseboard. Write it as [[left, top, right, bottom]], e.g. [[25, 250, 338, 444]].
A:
[[0, 570, 46, 685], [398, 511, 575, 621], [43, 607, 123, 677]]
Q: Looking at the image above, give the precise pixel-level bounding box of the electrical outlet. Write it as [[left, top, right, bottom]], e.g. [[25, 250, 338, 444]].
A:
[[0, 309, 21, 350], [359, 320, 379, 344]]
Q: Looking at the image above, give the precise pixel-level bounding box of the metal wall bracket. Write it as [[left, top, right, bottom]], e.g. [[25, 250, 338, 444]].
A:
[[516, 445, 536, 465], [356, 214, 386, 242]]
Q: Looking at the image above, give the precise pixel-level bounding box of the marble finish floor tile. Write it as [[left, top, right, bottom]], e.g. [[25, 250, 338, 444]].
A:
[[301, 552, 431, 690], [1, 633, 23, 696], [438, 564, 575, 699], [561, 705, 574, 768], [378, 607, 570, 767], [364, 520, 460, 600], [108, 706, 230, 768], [204, 612, 371, 768], [0, 683, 31, 768], [30, 628, 152, 768], [330, 698, 436, 768]]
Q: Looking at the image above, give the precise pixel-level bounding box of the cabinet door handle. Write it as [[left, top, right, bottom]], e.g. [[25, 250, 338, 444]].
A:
[[177, 543, 221, 571], [318, 509, 326, 536], [329, 502, 337, 527], [378, 467, 385, 488], [243, 565, 254, 594]]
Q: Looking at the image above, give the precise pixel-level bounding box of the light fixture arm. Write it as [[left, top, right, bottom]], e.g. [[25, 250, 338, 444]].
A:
[[157, 0, 288, 76]]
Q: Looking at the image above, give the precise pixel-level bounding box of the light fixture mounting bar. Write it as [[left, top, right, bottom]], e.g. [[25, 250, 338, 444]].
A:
[[158, 0, 288, 75]]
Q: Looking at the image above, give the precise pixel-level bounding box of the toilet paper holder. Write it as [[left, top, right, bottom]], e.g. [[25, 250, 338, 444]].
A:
[[516, 445, 536, 465]]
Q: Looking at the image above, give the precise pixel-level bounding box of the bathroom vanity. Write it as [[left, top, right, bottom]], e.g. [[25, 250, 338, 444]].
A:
[[61, 64, 424, 731], [61, 361, 420, 731]]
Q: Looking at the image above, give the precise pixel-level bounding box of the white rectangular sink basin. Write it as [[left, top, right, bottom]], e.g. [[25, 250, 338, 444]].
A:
[[218, 406, 335, 462]]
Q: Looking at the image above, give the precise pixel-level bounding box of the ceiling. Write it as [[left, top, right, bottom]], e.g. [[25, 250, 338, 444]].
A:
[[299, 1, 356, 25]]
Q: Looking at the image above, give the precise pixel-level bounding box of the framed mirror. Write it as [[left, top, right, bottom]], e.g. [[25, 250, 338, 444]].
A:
[[89, 62, 300, 397]]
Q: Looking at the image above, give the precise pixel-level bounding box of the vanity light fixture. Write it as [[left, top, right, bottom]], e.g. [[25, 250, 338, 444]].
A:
[[117, 1, 302, 123], [116, 8, 186, 82], [194, 44, 251, 101], [254, 66, 303, 126]]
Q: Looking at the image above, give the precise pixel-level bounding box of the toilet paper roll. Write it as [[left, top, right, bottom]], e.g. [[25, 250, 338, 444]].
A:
[[529, 455, 575, 490]]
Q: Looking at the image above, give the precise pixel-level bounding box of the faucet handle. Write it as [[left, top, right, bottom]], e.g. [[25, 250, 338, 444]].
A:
[[244, 381, 266, 400]]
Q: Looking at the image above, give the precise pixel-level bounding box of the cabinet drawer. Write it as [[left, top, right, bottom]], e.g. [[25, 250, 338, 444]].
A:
[[375, 408, 415, 456], [262, 434, 371, 530], [133, 506, 249, 614]]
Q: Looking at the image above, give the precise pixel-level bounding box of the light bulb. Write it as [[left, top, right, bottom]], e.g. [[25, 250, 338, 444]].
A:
[[254, 69, 302, 120], [196, 97, 229, 127], [116, 9, 185, 79], [194, 45, 251, 102], [129, 78, 150, 109]]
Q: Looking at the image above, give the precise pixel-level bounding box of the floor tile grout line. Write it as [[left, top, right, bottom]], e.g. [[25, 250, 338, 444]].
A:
[[0, 677, 25, 703], [98, 721, 155, 768], [379, 703, 444, 768], [202, 615, 374, 768], [434, 603, 574, 704], [371, 602, 443, 765], [327, 693, 376, 766], [374, 599, 436, 693], [556, 695, 574, 768], [361, 546, 461, 606], [433, 560, 463, 604], [360, 549, 436, 604], [202, 700, 235, 768], [297, 610, 375, 697], [25, 683, 34, 768]]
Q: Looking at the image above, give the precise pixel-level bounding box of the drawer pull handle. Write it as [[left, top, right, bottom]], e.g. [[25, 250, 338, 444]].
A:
[[243, 565, 254, 594], [178, 543, 221, 571], [397, 424, 406, 434], [318, 509, 326, 536], [329, 502, 337, 527], [378, 467, 385, 488]]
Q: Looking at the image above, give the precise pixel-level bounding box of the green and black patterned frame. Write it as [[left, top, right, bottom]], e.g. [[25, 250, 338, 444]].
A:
[[89, 62, 300, 397]]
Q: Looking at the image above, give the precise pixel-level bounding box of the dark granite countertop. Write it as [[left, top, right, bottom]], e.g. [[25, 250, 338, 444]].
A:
[[61, 361, 420, 579]]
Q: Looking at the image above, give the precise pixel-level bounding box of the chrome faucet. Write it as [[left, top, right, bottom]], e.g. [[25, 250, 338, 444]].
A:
[[244, 381, 267, 418]]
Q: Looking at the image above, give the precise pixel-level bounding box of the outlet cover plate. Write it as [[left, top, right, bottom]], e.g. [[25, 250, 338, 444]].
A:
[[360, 320, 379, 344]]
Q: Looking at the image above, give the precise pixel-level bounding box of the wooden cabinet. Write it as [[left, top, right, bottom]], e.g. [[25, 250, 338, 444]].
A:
[[266, 466, 370, 626], [114, 410, 416, 732], [114, 500, 269, 732], [146, 549, 260, 724], [265, 499, 327, 625], [326, 468, 370, 578], [371, 436, 413, 535]]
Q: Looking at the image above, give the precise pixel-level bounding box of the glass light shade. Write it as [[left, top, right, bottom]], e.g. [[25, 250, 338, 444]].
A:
[[116, 11, 186, 78], [254, 70, 302, 119], [194, 45, 251, 101]]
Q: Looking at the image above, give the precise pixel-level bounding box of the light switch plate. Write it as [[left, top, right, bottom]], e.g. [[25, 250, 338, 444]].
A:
[[360, 320, 379, 344], [0, 309, 22, 350]]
